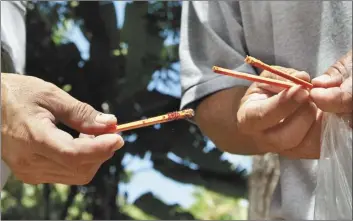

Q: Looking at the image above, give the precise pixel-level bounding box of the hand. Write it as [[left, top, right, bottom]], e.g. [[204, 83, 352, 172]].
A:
[[1, 73, 124, 185], [310, 50, 352, 125], [237, 67, 322, 159]]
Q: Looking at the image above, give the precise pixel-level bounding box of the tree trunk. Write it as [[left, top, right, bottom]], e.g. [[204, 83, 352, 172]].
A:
[[248, 153, 280, 220]]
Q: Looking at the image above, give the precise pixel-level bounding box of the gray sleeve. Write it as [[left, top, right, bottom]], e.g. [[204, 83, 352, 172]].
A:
[[179, 1, 256, 110]]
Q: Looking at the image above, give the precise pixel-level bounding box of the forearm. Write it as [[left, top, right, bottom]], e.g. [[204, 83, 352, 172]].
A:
[[195, 86, 263, 155], [180, 2, 260, 154]]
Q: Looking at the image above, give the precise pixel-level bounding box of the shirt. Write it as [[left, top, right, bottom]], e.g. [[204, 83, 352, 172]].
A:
[[1, 1, 27, 189], [179, 1, 352, 219]]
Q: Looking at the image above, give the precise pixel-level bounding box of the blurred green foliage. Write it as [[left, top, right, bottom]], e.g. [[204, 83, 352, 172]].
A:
[[2, 177, 247, 220]]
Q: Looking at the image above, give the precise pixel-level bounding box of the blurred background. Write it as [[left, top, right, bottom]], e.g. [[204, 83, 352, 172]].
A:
[[1, 1, 279, 220]]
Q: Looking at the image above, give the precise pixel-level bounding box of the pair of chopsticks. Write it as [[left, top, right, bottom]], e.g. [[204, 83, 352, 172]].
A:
[[213, 56, 313, 89]]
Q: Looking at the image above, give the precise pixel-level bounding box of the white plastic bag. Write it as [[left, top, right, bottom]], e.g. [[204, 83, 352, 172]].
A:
[[314, 113, 352, 220]]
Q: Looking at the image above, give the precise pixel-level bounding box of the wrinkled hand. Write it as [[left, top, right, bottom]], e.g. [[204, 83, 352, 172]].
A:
[[1, 74, 124, 185], [310, 50, 352, 125], [237, 67, 322, 159]]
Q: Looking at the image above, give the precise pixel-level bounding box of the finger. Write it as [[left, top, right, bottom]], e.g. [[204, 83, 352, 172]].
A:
[[238, 85, 310, 132], [311, 74, 343, 88], [280, 110, 323, 159], [310, 83, 352, 113], [70, 133, 123, 162], [40, 86, 117, 135], [34, 123, 123, 168], [312, 50, 352, 87], [263, 102, 317, 151]]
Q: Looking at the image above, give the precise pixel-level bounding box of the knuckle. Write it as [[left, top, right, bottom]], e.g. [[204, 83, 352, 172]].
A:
[[72, 101, 95, 121], [36, 82, 58, 101], [333, 60, 349, 78], [46, 82, 60, 91]]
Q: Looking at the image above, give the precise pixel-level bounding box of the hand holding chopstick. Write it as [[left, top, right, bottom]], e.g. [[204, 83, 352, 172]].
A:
[[230, 57, 319, 159]]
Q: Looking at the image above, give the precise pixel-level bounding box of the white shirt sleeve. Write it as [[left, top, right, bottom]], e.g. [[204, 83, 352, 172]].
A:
[[1, 1, 26, 190]]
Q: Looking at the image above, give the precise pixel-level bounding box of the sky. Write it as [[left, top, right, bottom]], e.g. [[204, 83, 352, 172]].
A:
[[65, 1, 252, 209]]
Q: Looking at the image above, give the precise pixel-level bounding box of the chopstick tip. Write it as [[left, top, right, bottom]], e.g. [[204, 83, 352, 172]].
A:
[[244, 55, 255, 64], [183, 108, 195, 118]]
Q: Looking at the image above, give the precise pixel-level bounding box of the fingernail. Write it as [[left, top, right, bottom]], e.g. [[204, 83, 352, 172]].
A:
[[294, 89, 309, 103], [113, 136, 124, 151], [95, 113, 117, 125]]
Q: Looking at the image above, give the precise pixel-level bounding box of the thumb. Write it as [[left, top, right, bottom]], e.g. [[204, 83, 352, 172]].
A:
[[45, 87, 117, 135], [63, 101, 117, 135]]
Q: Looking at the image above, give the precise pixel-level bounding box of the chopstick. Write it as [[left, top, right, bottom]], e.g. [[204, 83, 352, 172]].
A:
[[244, 56, 313, 89], [114, 109, 194, 132], [212, 66, 296, 89]]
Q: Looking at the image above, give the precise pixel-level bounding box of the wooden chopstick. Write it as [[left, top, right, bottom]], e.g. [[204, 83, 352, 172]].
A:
[[244, 56, 313, 89], [114, 109, 194, 132], [212, 66, 296, 89]]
